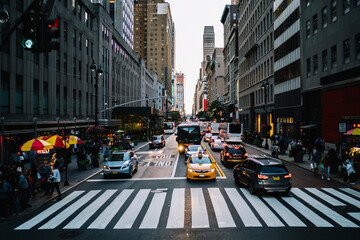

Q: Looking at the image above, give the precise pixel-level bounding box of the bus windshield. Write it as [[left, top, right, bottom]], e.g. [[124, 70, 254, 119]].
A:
[[178, 126, 201, 138], [229, 124, 242, 133], [164, 123, 174, 129]]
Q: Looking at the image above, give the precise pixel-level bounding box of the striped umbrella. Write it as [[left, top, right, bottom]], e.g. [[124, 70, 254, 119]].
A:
[[62, 140, 70, 149], [45, 135, 65, 148], [66, 135, 83, 145], [20, 139, 54, 152]]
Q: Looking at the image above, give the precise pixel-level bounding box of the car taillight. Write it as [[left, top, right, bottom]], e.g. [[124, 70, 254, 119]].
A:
[[244, 153, 248, 157], [258, 174, 269, 180], [284, 173, 292, 179], [227, 134, 229, 139], [241, 135, 243, 140], [226, 153, 231, 156], [214, 144, 218, 146]]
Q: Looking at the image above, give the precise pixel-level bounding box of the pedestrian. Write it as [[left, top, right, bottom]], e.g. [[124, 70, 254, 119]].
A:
[[42, 164, 52, 196], [321, 154, 331, 180], [307, 142, 314, 160], [18, 152, 25, 169], [346, 160, 357, 185], [17, 167, 28, 211], [0, 172, 12, 219], [49, 162, 62, 200], [312, 150, 322, 176], [25, 169, 33, 202]]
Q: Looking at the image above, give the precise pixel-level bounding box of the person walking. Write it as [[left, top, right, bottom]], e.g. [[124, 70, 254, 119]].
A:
[[312, 150, 322, 176], [49, 163, 62, 200], [346, 159, 357, 185], [321, 154, 331, 180], [17, 167, 28, 211], [307, 142, 314, 160]]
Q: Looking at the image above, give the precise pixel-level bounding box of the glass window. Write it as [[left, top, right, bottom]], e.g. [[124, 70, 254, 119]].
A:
[[356, 33, 360, 60], [331, 45, 337, 68], [343, 39, 350, 64], [306, 0, 310, 7], [261, 165, 288, 173], [1, 71, 10, 114], [357, 0, 360, 6], [16, 75, 23, 114], [331, 0, 337, 22], [73, 30, 76, 47], [56, 85, 60, 115], [306, 58, 311, 77], [64, 87, 68, 115], [343, 0, 351, 14], [322, 50, 328, 71], [64, 22, 68, 42], [306, 20, 311, 39], [313, 14, 318, 34], [313, 55, 318, 75], [322, 7, 327, 28]]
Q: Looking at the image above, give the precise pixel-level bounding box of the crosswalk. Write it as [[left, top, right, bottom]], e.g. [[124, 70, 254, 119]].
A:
[[15, 187, 360, 230]]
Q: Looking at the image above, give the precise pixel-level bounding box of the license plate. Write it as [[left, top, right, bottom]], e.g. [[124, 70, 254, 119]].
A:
[[113, 171, 118, 174], [273, 176, 280, 180], [199, 174, 205, 177]]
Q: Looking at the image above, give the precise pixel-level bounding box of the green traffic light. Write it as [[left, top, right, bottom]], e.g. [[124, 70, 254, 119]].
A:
[[22, 38, 34, 49]]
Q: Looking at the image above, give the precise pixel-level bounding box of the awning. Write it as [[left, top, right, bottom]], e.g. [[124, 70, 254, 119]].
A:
[[300, 124, 319, 129]]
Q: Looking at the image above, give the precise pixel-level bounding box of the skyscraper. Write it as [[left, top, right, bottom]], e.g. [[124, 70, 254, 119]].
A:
[[203, 26, 215, 62], [110, 0, 134, 49]]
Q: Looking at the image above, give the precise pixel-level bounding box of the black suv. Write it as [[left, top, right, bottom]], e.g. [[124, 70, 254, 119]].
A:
[[233, 157, 292, 195], [220, 144, 247, 166]]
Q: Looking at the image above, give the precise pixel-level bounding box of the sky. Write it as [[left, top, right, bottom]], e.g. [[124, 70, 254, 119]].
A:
[[166, 0, 231, 115]]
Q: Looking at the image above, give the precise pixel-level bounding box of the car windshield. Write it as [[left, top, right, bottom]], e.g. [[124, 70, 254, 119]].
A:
[[188, 145, 202, 151], [261, 165, 288, 174], [109, 153, 128, 161], [214, 140, 223, 144], [228, 148, 245, 154], [190, 156, 212, 164], [151, 136, 161, 140]]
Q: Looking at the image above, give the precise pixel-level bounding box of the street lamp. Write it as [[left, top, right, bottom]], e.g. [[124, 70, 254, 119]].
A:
[[33, 117, 37, 139], [90, 59, 104, 129], [1, 117, 4, 166], [261, 80, 270, 149], [73, 117, 77, 134], [56, 117, 60, 135]]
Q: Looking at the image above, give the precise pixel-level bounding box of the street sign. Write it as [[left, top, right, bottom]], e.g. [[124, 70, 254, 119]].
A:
[[338, 122, 347, 133]]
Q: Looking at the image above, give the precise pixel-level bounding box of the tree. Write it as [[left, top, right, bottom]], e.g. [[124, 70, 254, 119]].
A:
[[196, 111, 210, 120], [207, 99, 224, 121]]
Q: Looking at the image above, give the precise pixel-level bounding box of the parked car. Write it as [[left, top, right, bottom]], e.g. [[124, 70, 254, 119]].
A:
[[149, 135, 166, 149], [210, 139, 226, 151], [185, 144, 204, 161], [186, 151, 216, 180], [220, 144, 248, 166], [103, 150, 138, 178], [233, 157, 292, 195]]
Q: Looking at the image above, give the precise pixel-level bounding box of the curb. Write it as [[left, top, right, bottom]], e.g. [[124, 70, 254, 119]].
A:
[[242, 142, 360, 191]]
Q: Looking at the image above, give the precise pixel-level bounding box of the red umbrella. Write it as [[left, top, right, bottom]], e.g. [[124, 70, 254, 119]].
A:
[[45, 135, 65, 148], [20, 139, 54, 151], [66, 135, 83, 145]]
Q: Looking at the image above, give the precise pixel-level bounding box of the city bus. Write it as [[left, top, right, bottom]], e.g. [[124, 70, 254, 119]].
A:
[[225, 123, 244, 143], [176, 123, 202, 153], [163, 122, 175, 134]]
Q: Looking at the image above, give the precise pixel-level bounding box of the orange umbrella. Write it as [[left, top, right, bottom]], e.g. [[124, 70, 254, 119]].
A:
[[20, 139, 53, 151], [45, 135, 65, 148], [66, 135, 83, 145]]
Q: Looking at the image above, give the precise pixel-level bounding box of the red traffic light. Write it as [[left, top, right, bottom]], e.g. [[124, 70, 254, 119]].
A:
[[46, 18, 59, 28]]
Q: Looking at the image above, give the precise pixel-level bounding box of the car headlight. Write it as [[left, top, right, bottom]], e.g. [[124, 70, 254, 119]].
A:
[[188, 168, 193, 172], [211, 168, 215, 172], [179, 146, 184, 151], [103, 165, 110, 170], [122, 160, 130, 168]]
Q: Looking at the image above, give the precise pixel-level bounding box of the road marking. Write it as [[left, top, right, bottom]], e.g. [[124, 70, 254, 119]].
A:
[[166, 188, 185, 229], [340, 188, 360, 199], [282, 196, 333, 227], [291, 189, 358, 227], [348, 212, 360, 221], [171, 153, 180, 178], [39, 190, 101, 229], [88, 189, 134, 229], [225, 188, 261, 227], [191, 188, 209, 228], [240, 189, 284, 227], [64, 190, 117, 229], [15, 191, 84, 230], [114, 189, 151, 229], [139, 191, 166, 229], [208, 188, 236, 228], [201, 142, 226, 178], [305, 188, 346, 206], [322, 188, 360, 208], [263, 197, 306, 227]]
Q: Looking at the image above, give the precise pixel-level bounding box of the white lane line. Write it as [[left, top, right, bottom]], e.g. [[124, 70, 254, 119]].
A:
[[15, 191, 84, 230], [240, 189, 284, 227], [114, 189, 151, 229], [291, 189, 358, 227], [166, 188, 185, 229], [63, 190, 117, 229], [263, 197, 306, 227], [139, 191, 167, 229], [39, 190, 101, 230], [348, 212, 360, 221], [340, 188, 360, 199], [208, 188, 236, 228], [88, 189, 134, 229], [88, 177, 227, 182], [282, 195, 332, 227], [322, 188, 360, 208], [305, 188, 346, 206], [171, 153, 180, 178], [225, 188, 261, 227], [191, 188, 209, 228]]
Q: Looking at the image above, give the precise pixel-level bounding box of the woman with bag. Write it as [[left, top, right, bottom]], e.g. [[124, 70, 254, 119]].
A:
[[321, 154, 331, 180], [49, 162, 62, 201], [312, 150, 322, 176]]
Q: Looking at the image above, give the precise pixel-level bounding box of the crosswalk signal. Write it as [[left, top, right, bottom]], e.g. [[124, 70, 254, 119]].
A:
[[39, 17, 60, 53], [21, 14, 37, 51]]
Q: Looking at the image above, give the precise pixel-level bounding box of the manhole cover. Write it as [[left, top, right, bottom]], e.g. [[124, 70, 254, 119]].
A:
[[58, 231, 81, 239]]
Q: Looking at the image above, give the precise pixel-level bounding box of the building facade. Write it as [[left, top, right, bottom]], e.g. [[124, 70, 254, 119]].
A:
[[174, 72, 185, 117], [206, 48, 225, 107], [110, 0, 134, 49]]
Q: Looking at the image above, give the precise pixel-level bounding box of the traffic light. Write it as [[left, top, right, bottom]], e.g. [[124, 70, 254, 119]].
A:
[[39, 17, 60, 53], [21, 14, 38, 51]]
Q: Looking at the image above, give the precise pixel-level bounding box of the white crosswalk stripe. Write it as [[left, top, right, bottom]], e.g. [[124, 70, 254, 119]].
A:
[[15, 188, 360, 231]]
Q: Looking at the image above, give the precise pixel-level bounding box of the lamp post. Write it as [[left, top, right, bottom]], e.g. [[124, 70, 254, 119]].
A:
[[33, 117, 37, 139], [73, 117, 77, 134], [56, 117, 60, 135], [90, 59, 104, 131], [86, 117, 89, 140], [261, 80, 270, 149], [1, 117, 4, 166], [146, 95, 149, 141]]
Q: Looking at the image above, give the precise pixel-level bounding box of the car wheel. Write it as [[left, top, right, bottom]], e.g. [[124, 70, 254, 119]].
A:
[[249, 181, 257, 195], [128, 168, 133, 178]]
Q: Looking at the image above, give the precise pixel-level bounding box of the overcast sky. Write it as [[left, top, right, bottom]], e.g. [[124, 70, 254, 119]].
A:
[[166, 0, 231, 115]]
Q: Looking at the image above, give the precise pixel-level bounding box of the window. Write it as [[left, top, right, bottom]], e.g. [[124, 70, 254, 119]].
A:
[[331, 45, 337, 68], [306, 20, 311, 39], [331, 0, 337, 22], [64, 87, 68, 115], [56, 85, 60, 115], [322, 7, 328, 28], [313, 14, 318, 34], [343, 0, 351, 14], [64, 22, 68, 42], [64, 53, 67, 72], [73, 89, 76, 116], [1, 71, 10, 113], [357, 0, 360, 6], [16, 75, 23, 114], [356, 33, 360, 60], [79, 33, 82, 51], [343, 39, 350, 64], [313, 55, 318, 75], [306, 58, 311, 77], [73, 30, 76, 47], [322, 50, 328, 71]]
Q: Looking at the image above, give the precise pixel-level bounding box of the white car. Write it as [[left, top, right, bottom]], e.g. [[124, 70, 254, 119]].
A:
[[209, 135, 221, 146], [211, 139, 227, 150], [203, 133, 212, 142]]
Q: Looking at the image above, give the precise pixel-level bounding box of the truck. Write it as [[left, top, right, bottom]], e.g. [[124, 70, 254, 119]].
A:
[[176, 123, 202, 153]]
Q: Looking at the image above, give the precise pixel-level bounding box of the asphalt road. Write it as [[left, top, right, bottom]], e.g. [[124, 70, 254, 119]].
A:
[[2, 134, 360, 240]]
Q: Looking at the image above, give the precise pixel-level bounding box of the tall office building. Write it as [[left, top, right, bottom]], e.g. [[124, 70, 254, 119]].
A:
[[175, 72, 185, 116], [203, 26, 215, 62], [110, 0, 134, 49], [134, 0, 174, 99]]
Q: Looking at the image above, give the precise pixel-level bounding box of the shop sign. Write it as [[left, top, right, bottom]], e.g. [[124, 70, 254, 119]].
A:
[[338, 122, 347, 133], [37, 149, 50, 154]]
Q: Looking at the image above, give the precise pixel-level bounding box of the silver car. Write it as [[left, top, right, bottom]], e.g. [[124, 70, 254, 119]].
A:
[[185, 145, 204, 161], [103, 150, 138, 178], [211, 139, 226, 151]]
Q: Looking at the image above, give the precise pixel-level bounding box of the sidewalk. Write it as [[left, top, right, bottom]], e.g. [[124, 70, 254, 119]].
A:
[[12, 141, 149, 218], [243, 139, 360, 191]]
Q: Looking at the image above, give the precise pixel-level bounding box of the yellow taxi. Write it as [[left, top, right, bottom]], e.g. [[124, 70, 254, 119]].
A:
[[186, 151, 216, 180]]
